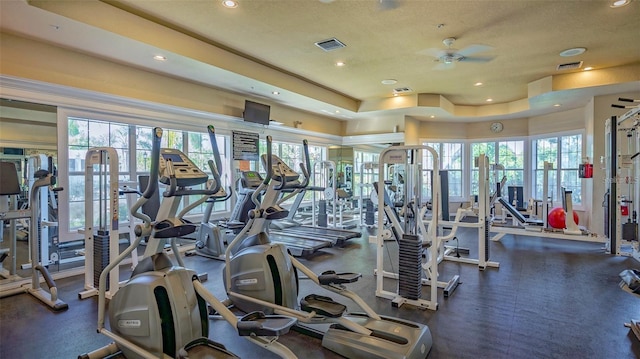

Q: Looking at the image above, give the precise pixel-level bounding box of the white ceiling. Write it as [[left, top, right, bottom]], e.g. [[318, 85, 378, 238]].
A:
[[1, 0, 639, 123]]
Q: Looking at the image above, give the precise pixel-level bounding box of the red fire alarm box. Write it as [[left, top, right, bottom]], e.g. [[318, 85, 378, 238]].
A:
[[579, 160, 593, 178]]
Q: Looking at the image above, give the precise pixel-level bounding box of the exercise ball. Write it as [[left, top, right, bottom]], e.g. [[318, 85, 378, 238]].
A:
[[548, 207, 579, 229]]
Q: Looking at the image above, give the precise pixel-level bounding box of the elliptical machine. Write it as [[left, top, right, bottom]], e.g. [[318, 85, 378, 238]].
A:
[[81, 126, 297, 359], [224, 136, 433, 359]]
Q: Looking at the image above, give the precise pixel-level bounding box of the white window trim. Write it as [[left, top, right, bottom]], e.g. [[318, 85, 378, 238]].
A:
[[530, 130, 586, 211]]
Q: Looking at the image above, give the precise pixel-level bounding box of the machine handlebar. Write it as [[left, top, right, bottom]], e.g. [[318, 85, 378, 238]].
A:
[[141, 128, 162, 199], [264, 135, 273, 185], [275, 139, 310, 191], [207, 125, 223, 194]]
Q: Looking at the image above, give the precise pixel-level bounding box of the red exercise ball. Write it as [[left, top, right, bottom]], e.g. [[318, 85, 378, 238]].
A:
[[547, 207, 579, 229]]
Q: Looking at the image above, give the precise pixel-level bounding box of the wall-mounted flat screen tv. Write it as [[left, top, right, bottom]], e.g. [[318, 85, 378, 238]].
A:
[[243, 100, 270, 126]]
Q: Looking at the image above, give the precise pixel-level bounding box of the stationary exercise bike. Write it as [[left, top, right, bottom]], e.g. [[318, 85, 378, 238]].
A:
[[223, 136, 433, 359], [81, 126, 297, 359]]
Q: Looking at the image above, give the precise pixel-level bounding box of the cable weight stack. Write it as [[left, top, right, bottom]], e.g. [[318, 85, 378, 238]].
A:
[[93, 230, 110, 290], [398, 233, 422, 300]]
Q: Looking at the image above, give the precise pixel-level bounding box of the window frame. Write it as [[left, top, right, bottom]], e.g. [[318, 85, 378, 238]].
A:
[[530, 131, 584, 208]]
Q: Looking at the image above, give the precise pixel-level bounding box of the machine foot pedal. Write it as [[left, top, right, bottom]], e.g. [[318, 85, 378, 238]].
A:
[[237, 311, 296, 337], [177, 338, 239, 359], [300, 294, 346, 317], [318, 270, 361, 285]]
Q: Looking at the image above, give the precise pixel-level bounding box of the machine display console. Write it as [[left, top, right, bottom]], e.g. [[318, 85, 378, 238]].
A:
[[241, 171, 264, 189], [261, 154, 300, 183], [159, 148, 209, 187]]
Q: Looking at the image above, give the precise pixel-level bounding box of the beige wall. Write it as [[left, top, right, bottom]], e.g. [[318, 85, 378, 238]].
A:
[[0, 32, 343, 136], [343, 116, 404, 135]]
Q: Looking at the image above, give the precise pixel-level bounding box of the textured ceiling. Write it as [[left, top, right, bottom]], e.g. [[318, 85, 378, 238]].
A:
[[112, 0, 639, 104], [2, 0, 639, 123]]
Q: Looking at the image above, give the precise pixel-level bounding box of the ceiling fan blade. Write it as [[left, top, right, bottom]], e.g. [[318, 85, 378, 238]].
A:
[[460, 56, 495, 63], [379, 0, 399, 10], [418, 48, 445, 58], [433, 62, 454, 71], [457, 44, 494, 57]]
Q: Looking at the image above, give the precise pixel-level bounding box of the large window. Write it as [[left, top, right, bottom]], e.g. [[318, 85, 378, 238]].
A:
[[470, 140, 525, 197], [67, 118, 131, 230], [354, 150, 380, 189], [67, 118, 230, 232], [532, 134, 582, 205], [424, 142, 464, 200]]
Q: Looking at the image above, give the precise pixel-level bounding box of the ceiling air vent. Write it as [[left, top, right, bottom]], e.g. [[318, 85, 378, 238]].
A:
[[394, 87, 412, 94], [556, 61, 583, 71], [314, 38, 346, 52]]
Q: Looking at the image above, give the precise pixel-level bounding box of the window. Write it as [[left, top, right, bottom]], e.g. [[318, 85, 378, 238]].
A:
[[66, 118, 232, 232], [532, 134, 582, 205], [187, 130, 230, 213], [423, 142, 464, 200], [67, 118, 130, 231], [354, 150, 380, 189], [470, 140, 525, 197]]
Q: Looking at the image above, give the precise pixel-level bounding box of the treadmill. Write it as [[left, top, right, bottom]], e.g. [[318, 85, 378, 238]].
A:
[[230, 171, 332, 257], [269, 187, 361, 246]]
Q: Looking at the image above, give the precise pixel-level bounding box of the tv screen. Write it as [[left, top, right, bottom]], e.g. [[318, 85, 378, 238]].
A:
[[243, 100, 270, 126]]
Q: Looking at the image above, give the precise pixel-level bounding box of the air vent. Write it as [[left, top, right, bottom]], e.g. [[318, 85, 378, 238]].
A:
[[314, 38, 346, 52], [556, 61, 583, 71], [394, 87, 412, 94]]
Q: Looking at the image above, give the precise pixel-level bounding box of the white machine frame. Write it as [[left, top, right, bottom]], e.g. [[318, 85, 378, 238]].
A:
[[357, 161, 378, 228], [490, 157, 606, 244], [436, 154, 500, 270], [606, 105, 640, 262], [375, 145, 440, 310], [79, 147, 140, 299]]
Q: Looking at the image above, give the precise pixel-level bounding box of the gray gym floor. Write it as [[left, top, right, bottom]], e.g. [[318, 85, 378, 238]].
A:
[[1, 227, 639, 359]]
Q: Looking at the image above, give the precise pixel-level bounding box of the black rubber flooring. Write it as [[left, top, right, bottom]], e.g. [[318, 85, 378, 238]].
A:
[[1, 228, 639, 359]]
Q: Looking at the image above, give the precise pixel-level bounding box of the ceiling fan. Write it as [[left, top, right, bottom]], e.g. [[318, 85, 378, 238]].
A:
[[419, 37, 494, 70]]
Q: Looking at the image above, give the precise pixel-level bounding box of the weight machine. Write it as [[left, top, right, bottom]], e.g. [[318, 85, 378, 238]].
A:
[[435, 154, 500, 270], [375, 144, 453, 310], [490, 158, 605, 243], [79, 147, 141, 299], [311, 160, 336, 228], [357, 161, 378, 228], [17, 155, 64, 270], [0, 161, 67, 311], [605, 100, 640, 262]]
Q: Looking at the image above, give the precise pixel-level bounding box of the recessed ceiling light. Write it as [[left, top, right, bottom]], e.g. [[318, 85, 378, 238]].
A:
[[335, 110, 340, 113], [584, 66, 594, 71], [559, 47, 586, 57], [430, 115, 435, 118], [553, 103, 562, 107], [335, 61, 346, 67], [222, 0, 238, 8], [474, 82, 483, 87], [153, 55, 167, 61], [611, 0, 631, 8], [486, 98, 493, 102], [381, 79, 398, 85], [272, 91, 280, 95]]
